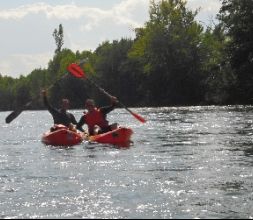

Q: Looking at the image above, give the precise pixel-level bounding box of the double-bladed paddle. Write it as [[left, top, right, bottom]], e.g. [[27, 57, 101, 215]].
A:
[[5, 101, 32, 124], [5, 59, 87, 124], [67, 63, 146, 123], [5, 76, 67, 124]]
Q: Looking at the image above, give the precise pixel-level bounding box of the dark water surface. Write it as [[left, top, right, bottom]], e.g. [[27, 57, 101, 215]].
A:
[[0, 106, 252, 219]]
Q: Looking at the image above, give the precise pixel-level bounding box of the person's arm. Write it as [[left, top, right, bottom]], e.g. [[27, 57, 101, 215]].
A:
[[42, 90, 58, 115], [69, 113, 78, 125], [100, 104, 115, 115], [100, 96, 118, 115]]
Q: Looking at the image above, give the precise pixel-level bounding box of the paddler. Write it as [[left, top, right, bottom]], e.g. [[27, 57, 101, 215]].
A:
[[76, 96, 118, 135], [42, 90, 78, 131]]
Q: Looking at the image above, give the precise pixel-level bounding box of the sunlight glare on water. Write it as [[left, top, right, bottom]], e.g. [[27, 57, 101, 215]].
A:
[[0, 106, 253, 218]]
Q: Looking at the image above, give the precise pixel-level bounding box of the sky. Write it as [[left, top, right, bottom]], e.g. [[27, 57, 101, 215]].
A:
[[0, 0, 221, 78]]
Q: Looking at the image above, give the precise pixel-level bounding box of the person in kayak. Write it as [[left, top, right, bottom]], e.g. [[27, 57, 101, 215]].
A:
[[42, 90, 78, 131], [76, 96, 118, 135]]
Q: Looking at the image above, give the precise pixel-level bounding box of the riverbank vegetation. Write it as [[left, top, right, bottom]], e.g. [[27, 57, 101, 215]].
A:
[[0, 0, 252, 111]]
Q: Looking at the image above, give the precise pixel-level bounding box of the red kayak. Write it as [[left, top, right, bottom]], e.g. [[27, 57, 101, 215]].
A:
[[87, 127, 133, 147], [42, 125, 133, 147], [42, 124, 84, 146]]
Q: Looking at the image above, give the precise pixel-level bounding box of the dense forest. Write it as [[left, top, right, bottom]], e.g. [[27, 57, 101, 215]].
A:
[[0, 0, 253, 111]]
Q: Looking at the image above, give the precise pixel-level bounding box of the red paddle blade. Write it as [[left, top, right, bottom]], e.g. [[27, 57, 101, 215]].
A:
[[131, 112, 146, 123], [67, 63, 86, 78]]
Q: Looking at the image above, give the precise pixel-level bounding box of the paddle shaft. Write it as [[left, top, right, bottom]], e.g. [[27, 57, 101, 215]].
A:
[[5, 59, 87, 124], [5, 74, 68, 124], [84, 77, 138, 117], [67, 62, 146, 123]]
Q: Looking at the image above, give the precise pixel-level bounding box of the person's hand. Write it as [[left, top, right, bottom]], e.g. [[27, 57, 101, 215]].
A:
[[110, 96, 118, 104]]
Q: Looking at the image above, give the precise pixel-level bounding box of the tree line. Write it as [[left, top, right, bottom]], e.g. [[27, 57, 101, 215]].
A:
[[0, 0, 253, 111]]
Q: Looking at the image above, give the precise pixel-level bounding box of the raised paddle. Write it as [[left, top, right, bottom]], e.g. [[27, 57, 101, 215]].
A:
[[5, 75, 68, 124], [5, 101, 33, 124], [67, 63, 146, 123], [5, 59, 87, 124]]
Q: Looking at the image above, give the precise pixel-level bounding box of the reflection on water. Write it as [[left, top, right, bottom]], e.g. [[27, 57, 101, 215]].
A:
[[0, 106, 253, 218]]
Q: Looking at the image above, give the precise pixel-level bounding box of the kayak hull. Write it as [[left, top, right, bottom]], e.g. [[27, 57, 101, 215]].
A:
[[42, 125, 133, 147], [42, 125, 83, 146], [88, 127, 133, 146]]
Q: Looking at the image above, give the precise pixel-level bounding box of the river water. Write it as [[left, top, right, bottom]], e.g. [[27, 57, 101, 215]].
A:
[[0, 106, 252, 219]]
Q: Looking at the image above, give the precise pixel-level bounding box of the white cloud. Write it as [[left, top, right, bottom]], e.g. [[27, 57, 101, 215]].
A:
[[0, 1, 147, 27], [112, 0, 149, 26], [187, 0, 221, 25], [0, 2, 107, 21], [188, 0, 220, 11], [2, 1, 148, 29], [0, 0, 150, 77], [0, 52, 52, 78], [0, 0, 221, 77]]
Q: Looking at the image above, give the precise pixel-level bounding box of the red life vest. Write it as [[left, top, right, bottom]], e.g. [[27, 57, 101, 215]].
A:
[[84, 108, 108, 130]]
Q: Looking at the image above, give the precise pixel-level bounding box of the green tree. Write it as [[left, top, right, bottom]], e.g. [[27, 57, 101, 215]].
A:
[[53, 24, 64, 54], [201, 25, 236, 104], [218, 0, 253, 103], [26, 68, 48, 108], [46, 48, 92, 108], [93, 39, 144, 106], [13, 76, 31, 108], [130, 0, 205, 106], [0, 75, 16, 110]]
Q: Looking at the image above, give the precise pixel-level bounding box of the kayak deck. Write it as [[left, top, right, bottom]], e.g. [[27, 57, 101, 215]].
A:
[[42, 125, 84, 147], [42, 125, 133, 147], [86, 127, 133, 147]]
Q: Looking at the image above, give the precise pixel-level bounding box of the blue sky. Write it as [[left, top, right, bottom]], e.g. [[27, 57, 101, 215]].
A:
[[0, 0, 221, 78]]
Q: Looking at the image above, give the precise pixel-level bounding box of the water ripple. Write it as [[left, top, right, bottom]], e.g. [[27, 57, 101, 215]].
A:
[[0, 107, 253, 218]]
